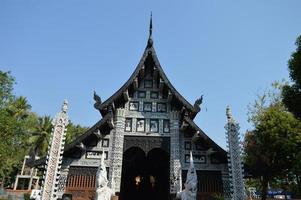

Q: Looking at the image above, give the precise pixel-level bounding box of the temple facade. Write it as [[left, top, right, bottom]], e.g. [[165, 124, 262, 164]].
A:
[[37, 19, 229, 200]]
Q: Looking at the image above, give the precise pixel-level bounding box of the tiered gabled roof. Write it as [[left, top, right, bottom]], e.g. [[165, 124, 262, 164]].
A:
[[94, 17, 201, 120], [92, 17, 227, 159], [32, 17, 227, 167]]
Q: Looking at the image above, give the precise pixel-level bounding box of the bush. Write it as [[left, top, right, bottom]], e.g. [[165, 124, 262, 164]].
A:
[[24, 193, 30, 200], [211, 193, 224, 200]]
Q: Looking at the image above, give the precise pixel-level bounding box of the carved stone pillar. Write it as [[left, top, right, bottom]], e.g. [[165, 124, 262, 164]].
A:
[[169, 111, 182, 194], [222, 171, 232, 200], [108, 108, 125, 192], [225, 106, 246, 200], [57, 165, 69, 198], [41, 100, 69, 200]]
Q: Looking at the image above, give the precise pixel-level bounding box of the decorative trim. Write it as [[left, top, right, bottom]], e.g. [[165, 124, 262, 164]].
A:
[[123, 136, 170, 154], [163, 120, 170, 133], [150, 91, 159, 99], [136, 118, 145, 132], [225, 106, 246, 200], [185, 154, 206, 164], [149, 119, 159, 133], [143, 102, 152, 112], [41, 100, 69, 200], [125, 118, 132, 132], [138, 91, 146, 98], [102, 139, 109, 147], [129, 101, 139, 111], [157, 103, 167, 112], [86, 151, 108, 160]]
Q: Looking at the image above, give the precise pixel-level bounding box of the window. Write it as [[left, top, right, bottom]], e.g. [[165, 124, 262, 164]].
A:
[[124, 118, 132, 132], [138, 91, 146, 98], [150, 91, 158, 99], [136, 119, 145, 132], [102, 139, 109, 147], [129, 101, 139, 111], [163, 120, 170, 133], [150, 119, 159, 133], [157, 103, 167, 112], [143, 102, 152, 112], [125, 118, 132, 132]]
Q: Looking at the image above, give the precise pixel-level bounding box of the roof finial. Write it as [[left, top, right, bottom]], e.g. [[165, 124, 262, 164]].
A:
[[62, 99, 68, 113], [147, 12, 153, 47], [149, 12, 153, 38], [226, 105, 233, 121]]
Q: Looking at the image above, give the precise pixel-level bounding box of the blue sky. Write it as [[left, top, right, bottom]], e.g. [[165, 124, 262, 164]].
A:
[[1, 1, 300, 149]]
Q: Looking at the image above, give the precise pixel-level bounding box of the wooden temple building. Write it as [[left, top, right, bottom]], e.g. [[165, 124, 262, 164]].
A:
[[36, 17, 229, 200]]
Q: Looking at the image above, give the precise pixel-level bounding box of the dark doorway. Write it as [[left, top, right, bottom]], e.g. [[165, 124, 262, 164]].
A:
[[120, 147, 170, 200], [146, 148, 170, 200]]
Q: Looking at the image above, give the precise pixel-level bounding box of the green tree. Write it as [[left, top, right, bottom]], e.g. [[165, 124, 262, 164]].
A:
[[245, 83, 301, 200], [0, 71, 14, 108], [282, 35, 301, 197], [65, 122, 88, 144], [0, 71, 33, 187], [282, 35, 301, 119], [30, 116, 53, 158], [0, 70, 88, 188], [6, 96, 31, 120], [29, 117, 88, 157]]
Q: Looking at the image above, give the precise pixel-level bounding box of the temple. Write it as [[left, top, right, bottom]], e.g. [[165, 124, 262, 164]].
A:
[[35, 17, 229, 200]]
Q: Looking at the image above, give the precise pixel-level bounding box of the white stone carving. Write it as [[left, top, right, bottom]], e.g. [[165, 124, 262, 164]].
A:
[[30, 189, 41, 200], [173, 168, 182, 194], [95, 150, 115, 200], [41, 100, 69, 200], [176, 151, 198, 200], [225, 106, 246, 200]]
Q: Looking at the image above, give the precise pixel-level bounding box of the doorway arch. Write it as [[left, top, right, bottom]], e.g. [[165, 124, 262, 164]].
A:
[[119, 147, 170, 200], [119, 147, 146, 200], [146, 148, 170, 200]]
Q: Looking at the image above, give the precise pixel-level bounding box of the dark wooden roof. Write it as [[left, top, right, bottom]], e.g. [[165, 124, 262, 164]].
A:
[[64, 113, 112, 153], [32, 29, 225, 167], [183, 116, 227, 159], [32, 114, 112, 167], [96, 37, 200, 119]]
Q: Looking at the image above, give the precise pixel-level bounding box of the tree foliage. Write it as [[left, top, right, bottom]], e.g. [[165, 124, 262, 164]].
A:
[[245, 83, 301, 199], [282, 35, 301, 119], [66, 122, 88, 144], [0, 72, 33, 186], [0, 71, 14, 108], [29, 116, 53, 158], [28, 116, 88, 158], [282, 35, 301, 197], [0, 70, 88, 187]]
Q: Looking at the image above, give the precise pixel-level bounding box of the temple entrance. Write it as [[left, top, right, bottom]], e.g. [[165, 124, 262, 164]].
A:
[[119, 147, 170, 200]]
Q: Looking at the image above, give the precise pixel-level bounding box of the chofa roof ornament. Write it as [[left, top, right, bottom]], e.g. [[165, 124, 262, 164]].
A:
[[147, 12, 153, 47]]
